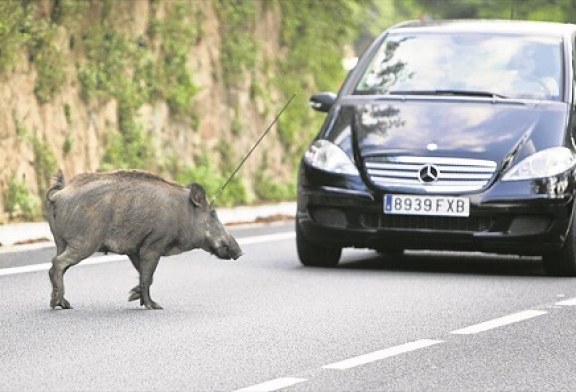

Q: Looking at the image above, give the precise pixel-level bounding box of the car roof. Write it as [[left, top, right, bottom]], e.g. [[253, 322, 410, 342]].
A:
[[388, 19, 576, 37]]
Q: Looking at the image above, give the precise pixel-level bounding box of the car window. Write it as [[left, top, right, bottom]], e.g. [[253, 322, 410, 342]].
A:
[[356, 32, 564, 101]]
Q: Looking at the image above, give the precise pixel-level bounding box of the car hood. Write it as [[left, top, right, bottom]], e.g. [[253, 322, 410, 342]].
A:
[[333, 98, 570, 167]]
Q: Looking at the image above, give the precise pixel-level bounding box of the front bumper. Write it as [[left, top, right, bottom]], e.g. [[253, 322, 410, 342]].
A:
[[297, 168, 576, 256]]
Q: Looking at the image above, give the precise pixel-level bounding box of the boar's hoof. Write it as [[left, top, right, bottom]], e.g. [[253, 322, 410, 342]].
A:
[[128, 292, 140, 302], [143, 300, 163, 310], [50, 297, 72, 310], [128, 286, 140, 302]]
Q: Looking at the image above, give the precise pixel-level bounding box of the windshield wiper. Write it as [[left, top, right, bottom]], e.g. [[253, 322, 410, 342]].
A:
[[389, 89, 509, 99]]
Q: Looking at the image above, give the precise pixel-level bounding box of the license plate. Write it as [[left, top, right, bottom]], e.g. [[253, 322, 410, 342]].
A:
[[384, 194, 470, 217]]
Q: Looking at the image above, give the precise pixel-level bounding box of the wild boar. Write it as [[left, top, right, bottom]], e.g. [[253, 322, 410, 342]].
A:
[[45, 169, 243, 310]]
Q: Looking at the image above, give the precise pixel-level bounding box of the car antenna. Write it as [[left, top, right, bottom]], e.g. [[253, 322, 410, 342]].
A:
[[210, 93, 296, 207]]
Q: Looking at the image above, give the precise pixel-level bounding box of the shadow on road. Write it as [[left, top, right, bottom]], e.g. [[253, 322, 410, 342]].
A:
[[336, 250, 547, 277]]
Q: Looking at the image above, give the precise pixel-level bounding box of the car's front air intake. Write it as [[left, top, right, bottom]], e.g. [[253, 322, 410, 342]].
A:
[[365, 156, 497, 193]]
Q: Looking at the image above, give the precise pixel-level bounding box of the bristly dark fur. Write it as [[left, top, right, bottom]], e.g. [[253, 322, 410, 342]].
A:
[[107, 170, 179, 186], [71, 169, 184, 189]]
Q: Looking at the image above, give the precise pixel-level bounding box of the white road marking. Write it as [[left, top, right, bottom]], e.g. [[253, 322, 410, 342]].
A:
[[0, 232, 294, 277], [0, 242, 54, 254], [450, 310, 547, 335], [0, 254, 127, 277], [556, 297, 576, 306], [233, 377, 307, 392], [237, 232, 295, 245], [322, 339, 444, 370], [0, 263, 50, 276]]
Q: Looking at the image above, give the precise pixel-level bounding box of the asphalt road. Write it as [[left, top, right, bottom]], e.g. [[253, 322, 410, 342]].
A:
[[2, 221, 576, 391]]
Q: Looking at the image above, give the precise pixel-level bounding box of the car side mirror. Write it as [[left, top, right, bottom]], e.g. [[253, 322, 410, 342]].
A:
[[309, 92, 337, 113]]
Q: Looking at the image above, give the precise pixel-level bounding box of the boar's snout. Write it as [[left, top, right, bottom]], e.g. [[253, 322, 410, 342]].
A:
[[210, 233, 244, 260], [211, 235, 243, 260], [231, 247, 243, 260]]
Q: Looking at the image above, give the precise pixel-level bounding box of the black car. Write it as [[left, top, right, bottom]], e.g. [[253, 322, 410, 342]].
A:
[[296, 19, 576, 276]]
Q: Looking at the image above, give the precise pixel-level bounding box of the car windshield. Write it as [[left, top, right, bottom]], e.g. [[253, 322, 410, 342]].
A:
[[356, 32, 564, 101]]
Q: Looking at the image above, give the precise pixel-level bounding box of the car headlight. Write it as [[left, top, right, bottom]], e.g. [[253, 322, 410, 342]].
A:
[[304, 140, 359, 175], [502, 147, 576, 181]]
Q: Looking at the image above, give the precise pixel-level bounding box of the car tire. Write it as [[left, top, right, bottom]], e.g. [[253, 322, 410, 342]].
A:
[[296, 222, 341, 267], [543, 212, 576, 277]]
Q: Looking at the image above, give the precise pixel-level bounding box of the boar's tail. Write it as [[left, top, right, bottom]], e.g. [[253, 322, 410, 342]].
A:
[[46, 170, 65, 203]]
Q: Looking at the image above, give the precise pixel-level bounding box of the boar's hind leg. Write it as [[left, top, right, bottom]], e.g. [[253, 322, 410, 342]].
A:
[[128, 254, 141, 302], [49, 247, 91, 309], [139, 251, 162, 310], [48, 239, 66, 286], [126, 254, 159, 304]]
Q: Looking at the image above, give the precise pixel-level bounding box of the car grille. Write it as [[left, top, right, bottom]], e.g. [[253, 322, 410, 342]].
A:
[[365, 156, 497, 193], [378, 215, 492, 232]]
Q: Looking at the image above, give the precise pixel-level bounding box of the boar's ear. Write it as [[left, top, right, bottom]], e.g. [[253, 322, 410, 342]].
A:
[[188, 183, 207, 207]]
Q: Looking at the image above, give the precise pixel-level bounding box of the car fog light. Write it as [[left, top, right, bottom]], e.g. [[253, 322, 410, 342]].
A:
[[310, 207, 348, 229]]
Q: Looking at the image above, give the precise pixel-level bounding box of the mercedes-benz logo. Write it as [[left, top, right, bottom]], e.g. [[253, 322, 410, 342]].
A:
[[419, 165, 440, 183]]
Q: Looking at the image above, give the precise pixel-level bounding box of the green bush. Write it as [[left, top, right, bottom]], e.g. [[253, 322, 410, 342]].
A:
[[255, 176, 295, 202], [31, 135, 58, 201], [254, 166, 296, 202], [0, 2, 29, 73], [78, 25, 146, 104], [174, 153, 250, 208], [29, 18, 67, 103], [213, 0, 258, 87], [150, 1, 201, 118], [62, 133, 73, 156], [63, 103, 72, 125], [5, 176, 40, 220], [100, 123, 155, 171]]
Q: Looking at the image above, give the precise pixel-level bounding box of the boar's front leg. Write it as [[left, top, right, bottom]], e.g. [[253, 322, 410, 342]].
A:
[[138, 250, 162, 310], [127, 254, 157, 303]]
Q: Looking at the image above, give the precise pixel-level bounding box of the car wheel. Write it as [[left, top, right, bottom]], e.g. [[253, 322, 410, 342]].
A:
[[296, 222, 341, 267], [543, 213, 576, 277]]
